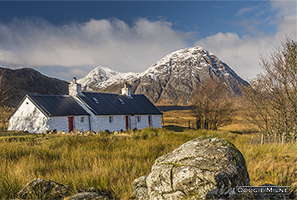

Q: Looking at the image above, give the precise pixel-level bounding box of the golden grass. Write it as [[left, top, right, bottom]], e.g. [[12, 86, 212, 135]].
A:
[[162, 109, 196, 128], [0, 129, 197, 199], [0, 109, 296, 199], [162, 109, 259, 133]]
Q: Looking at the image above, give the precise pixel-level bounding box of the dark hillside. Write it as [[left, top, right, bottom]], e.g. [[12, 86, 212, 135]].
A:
[[0, 67, 69, 107]]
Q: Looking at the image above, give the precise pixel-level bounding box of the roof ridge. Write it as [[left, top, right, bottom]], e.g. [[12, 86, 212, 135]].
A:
[[28, 94, 70, 97], [82, 91, 117, 95]]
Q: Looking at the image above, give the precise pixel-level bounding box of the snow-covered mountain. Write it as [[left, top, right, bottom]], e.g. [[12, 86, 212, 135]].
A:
[[77, 66, 141, 91], [78, 46, 249, 105]]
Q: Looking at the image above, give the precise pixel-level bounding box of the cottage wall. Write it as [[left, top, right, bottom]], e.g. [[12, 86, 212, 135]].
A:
[[132, 115, 148, 130], [8, 97, 49, 133], [90, 114, 162, 132], [91, 115, 125, 132], [152, 115, 162, 129], [46, 117, 68, 132], [136, 115, 162, 129], [47, 116, 90, 132], [73, 116, 90, 132]]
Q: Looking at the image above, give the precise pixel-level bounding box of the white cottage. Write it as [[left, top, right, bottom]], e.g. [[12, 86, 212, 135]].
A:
[[8, 78, 162, 133]]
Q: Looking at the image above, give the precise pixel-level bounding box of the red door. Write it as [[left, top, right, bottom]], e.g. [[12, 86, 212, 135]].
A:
[[148, 115, 152, 127], [68, 117, 74, 132], [126, 115, 129, 130]]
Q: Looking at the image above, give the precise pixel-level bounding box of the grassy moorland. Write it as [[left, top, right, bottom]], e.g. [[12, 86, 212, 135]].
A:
[[0, 110, 296, 199]]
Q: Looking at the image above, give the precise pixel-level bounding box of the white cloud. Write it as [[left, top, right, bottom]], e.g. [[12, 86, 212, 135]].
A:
[[194, 0, 296, 81], [0, 17, 189, 80], [270, 0, 296, 18], [236, 6, 258, 16]]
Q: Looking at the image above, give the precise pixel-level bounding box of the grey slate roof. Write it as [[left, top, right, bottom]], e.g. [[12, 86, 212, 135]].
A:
[[11, 92, 162, 119], [78, 92, 162, 115], [27, 94, 90, 117]]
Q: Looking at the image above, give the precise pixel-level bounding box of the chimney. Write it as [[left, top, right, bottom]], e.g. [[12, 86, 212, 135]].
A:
[[69, 77, 83, 96], [121, 82, 131, 97]]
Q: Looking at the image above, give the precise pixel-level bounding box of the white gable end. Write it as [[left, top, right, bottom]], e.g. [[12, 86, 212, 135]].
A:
[[8, 97, 49, 133]]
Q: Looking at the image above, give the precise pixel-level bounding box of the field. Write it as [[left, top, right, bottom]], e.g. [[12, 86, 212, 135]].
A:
[[0, 109, 296, 199], [162, 109, 259, 133]]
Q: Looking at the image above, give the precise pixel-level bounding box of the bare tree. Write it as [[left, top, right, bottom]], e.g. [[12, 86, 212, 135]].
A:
[[240, 76, 274, 135], [191, 78, 234, 130], [241, 38, 297, 136]]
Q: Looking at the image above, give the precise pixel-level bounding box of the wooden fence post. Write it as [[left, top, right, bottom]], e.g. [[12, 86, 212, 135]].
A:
[[261, 134, 264, 145], [282, 133, 285, 144]]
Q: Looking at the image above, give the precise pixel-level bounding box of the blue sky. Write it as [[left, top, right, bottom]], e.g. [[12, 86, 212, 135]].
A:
[[0, 1, 296, 81]]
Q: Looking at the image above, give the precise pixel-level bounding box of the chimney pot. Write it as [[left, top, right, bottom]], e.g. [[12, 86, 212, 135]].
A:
[[69, 77, 83, 96], [122, 83, 131, 97]]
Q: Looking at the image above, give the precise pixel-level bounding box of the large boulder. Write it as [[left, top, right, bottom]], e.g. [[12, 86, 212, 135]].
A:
[[133, 136, 250, 199], [18, 178, 69, 199]]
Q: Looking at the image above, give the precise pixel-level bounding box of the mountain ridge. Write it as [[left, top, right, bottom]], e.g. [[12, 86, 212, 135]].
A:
[[0, 66, 69, 107], [78, 46, 249, 105]]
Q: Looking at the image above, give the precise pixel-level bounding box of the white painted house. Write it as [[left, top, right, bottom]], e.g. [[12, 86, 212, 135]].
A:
[[8, 79, 162, 133]]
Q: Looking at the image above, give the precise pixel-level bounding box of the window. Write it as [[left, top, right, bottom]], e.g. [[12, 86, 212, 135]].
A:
[[119, 98, 124, 104], [81, 117, 84, 123], [137, 116, 141, 122], [92, 97, 99, 103], [109, 116, 113, 123]]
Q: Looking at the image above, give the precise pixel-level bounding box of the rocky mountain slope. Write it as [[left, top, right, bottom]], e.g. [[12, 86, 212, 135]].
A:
[[78, 46, 249, 105], [0, 67, 68, 107]]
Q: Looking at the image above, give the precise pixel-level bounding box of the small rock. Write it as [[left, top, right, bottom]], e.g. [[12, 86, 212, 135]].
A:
[[68, 192, 109, 200], [18, 178, 69, 199], [77, 187, 108, 196]]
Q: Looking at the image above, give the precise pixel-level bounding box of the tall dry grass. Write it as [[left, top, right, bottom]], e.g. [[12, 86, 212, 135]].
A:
[[0, 128, 199, 199], [0, 128, 296, 199]]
